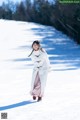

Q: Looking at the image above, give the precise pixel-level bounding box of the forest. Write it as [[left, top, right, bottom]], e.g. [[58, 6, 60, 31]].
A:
[[0, 0, 80, 44]]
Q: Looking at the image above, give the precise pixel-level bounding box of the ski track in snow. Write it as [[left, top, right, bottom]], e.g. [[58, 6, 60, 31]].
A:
[[0, 19, 80, 120]]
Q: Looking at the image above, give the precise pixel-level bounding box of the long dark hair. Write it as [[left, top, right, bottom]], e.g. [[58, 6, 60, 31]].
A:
[[28, 40, 44, 57]]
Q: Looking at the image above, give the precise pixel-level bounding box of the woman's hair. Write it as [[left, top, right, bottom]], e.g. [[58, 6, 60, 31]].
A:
[[28, 40, 44, 57], [32, 40, 40, 48]]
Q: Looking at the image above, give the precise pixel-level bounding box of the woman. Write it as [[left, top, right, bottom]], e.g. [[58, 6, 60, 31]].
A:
[[29, 40, 50, 102]]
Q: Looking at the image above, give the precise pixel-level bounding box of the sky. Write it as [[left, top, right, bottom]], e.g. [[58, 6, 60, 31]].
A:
[[0, 0, 54, 5], [0, 0, 25, 5]]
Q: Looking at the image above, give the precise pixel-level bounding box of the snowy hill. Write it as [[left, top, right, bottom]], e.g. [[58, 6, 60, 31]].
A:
[[0, 19, 80, 120]]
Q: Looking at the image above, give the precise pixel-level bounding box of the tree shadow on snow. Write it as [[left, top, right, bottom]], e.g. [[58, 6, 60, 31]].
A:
[[0, 100, 36, 111], [9, 23, 80, 71], [30, 25, 80, 71]]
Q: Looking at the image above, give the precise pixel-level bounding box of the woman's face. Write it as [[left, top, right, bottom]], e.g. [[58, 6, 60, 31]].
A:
[[32, 43, 40, 51]]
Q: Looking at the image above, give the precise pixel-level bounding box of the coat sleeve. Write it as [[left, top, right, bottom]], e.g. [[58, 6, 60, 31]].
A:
[[43, 49, 51, 68]]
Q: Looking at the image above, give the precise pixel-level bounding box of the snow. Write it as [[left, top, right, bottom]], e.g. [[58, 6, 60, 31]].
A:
[[0, 19, 80, 120]]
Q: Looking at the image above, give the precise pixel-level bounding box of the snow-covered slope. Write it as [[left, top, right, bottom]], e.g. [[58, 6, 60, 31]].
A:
[[0, 19, 80, 120]]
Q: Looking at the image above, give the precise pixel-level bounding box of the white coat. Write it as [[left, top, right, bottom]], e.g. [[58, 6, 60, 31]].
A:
[[30, 48, 50, 97]]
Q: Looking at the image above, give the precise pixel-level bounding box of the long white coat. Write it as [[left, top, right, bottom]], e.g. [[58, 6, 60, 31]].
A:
[[30, 48, 50, 96]]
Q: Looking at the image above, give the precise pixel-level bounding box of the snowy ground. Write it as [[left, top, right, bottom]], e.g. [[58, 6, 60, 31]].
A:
[[0, 19, 80, 120]]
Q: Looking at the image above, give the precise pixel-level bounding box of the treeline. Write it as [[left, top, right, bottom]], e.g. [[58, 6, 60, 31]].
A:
[[0, 0, 80, 44]]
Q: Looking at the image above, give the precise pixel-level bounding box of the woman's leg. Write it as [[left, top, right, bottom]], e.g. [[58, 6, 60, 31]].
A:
[[31, 72, 41, 100], [38, 70, 48, 101]]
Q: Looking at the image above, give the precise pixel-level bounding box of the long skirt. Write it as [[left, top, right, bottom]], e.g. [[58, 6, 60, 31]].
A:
[[31, 72, 41, 97]]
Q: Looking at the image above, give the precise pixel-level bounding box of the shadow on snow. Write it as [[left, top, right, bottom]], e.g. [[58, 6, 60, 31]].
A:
[[31, 25, 80, 70], [0, 100, 36, 111], [7, 23, 80, 71]]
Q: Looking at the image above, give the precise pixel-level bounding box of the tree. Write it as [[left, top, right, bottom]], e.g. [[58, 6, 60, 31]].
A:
[[14, 2, 26, 21]]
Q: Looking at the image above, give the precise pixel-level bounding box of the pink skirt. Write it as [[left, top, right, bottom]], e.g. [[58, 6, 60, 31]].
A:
[[31, 72, 41, 97]]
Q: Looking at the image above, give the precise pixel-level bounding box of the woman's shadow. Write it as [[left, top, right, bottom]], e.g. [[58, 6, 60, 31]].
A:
[[0, 100, 36, 111]]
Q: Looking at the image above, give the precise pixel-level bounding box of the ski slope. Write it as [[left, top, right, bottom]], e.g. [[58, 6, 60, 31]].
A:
[[0, 19, 80, 120]]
